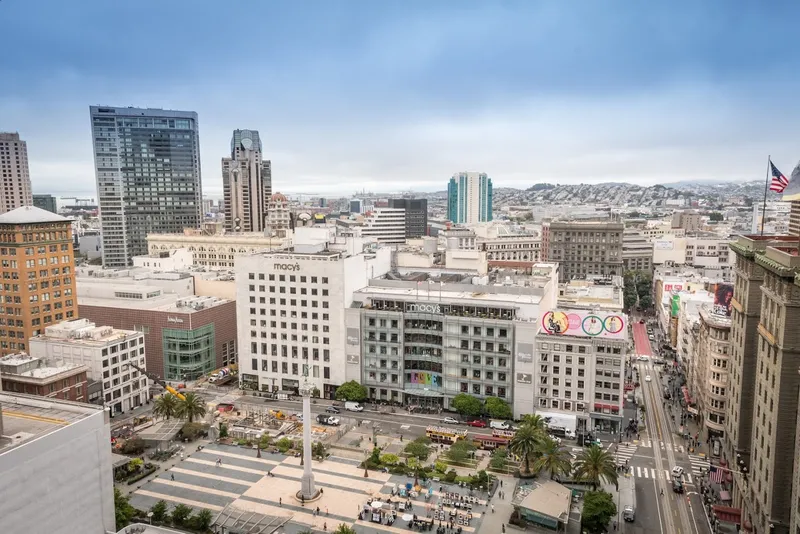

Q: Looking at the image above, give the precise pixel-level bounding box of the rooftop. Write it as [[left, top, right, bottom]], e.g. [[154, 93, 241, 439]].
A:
[[699, 305, 732, 329], [515, 479, 571, 521], [0, 206, 70, 225], [0, 392, 105, 454], [34, 319, 140, 346], [79, 291, 231, 313]]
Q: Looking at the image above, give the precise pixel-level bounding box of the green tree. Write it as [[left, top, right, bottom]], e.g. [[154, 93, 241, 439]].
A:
[[380, 453, 400, 465], [451, 393, 483, 417], [581, 490, 618, 534], [171, 503, 193, 526], [190, 509, 214, 531], [489, 448, 508, 470], [114, 488, 136, 529], [447, 440, 476, 463], [334, 380, 368, 402], [176, 392, 207, 423], [708, 211, 724, 222], [639, 294, 653, 310], [531, 437, 572, 480], [484, 397, 512, 419], [127, 458, 143, 473], [404, 438, 431, 461], [258, 433, 272, 450], [150, 500, 168, 523], [334, 525, 358, 534], [153, 394, 179, 420], [573, 445, 618, 490], [219, 422, 229, 438], [520, 414, 547, 432], [509, 424, 543, 475]]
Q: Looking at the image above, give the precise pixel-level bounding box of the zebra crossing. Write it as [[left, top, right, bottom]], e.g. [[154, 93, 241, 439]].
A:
[[631, 467, 695, 484], [637, 439, 685, 454], [689, 453, 711, 478], [612, 443, 638, 466]]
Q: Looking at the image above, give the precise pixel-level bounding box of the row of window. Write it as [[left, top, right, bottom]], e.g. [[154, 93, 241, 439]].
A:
[[247, 273, 329, 284], [250, 358, 331, 379]]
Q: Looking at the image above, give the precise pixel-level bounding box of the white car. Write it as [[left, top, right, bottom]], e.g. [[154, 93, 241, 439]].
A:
[[441, 416, 459, 425], [645, 375, 652, 382], [672, 466, 684, 478], [638, 356, 649, 362], [327, 417, 340, 426], [548, 434, 562, 444]]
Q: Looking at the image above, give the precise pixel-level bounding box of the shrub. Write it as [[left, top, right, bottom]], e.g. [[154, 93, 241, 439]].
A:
[[381, 453, 400, 466], [190, 509, 214, 531], [126, 464, 158, 485], [489, 449, 509, 470], [171, 504, 193, 526], [180, 422, 208, 441], [313, 441, 326, 459], [444, 469, 458, 483], [150, 501, 168, 523], [275, 437, 293, 453], [434, 460, 448, 474], [258, 434, 272, 449], [219, 422, 229, 438], [121, 438, 145, 455], [127, 458, 144, 473]]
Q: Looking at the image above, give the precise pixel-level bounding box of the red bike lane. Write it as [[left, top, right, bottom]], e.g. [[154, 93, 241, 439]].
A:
[[632, 322, 653, 356]]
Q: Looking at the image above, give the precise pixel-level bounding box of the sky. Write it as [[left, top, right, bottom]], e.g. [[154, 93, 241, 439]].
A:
[[2, 0, 800, 198]]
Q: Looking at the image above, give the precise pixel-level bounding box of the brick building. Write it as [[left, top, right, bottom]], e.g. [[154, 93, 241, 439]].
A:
[[0, 352, 88, 402]]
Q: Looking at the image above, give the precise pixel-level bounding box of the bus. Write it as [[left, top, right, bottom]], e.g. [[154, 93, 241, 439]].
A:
[[492, 429, 516, 439], [472, 434, 510, 451], [425, 425, 468, 444]]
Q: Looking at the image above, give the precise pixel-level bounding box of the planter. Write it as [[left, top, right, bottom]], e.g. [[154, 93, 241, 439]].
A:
[[127, 465, 158, 485]]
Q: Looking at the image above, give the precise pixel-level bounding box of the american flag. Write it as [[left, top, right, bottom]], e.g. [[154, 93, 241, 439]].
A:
[[770, 160, 789, 193], [708, 465, 725, 484]]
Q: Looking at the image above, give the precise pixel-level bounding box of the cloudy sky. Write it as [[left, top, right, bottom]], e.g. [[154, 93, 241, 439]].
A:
[[2, 1, 800, 197]]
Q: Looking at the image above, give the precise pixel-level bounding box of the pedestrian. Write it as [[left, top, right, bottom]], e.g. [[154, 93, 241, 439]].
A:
[[502, 525, 506, 533], [180, 452, 183, 460], [499, 480, 503, 488], [323, 523, 327, 531], [491, 504, 495, 513], [171, 473, 175, 481], [326, 507, 329, 516], [279, 497, 282, 507]]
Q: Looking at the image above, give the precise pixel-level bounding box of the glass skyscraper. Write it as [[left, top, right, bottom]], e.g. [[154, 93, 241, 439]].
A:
[[89, 106, 202, 267], [447, 172, 493, 224]]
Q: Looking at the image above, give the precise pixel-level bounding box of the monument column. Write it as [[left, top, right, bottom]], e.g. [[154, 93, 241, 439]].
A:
[[298, 373, 318, 499]]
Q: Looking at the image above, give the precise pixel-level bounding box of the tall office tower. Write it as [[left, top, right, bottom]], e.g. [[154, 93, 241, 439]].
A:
[[89, 106, 203, 268], [389, 198, 428, 238], [0, 133, 33, 214], [222, 129, 271, 233], [447, 172, 492, 224], [0, 206, 78, 356], [546, 220, 624, 282], [32, 194, 57, 214]]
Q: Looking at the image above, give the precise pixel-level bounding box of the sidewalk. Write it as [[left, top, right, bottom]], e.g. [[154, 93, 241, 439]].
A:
[[116, 438, 212, 497]]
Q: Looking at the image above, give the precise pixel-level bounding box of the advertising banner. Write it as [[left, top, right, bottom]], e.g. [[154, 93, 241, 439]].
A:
[[540, 310, 626, 339], [671, 294, 681, 317], [713, 284, 734, 317]]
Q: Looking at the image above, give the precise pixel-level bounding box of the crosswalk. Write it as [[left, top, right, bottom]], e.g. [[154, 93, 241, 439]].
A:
[[613, 443, 638, 466], [637, 439, 686, 454], [689, 453, 710, 478], [631, 467, 695, 484]]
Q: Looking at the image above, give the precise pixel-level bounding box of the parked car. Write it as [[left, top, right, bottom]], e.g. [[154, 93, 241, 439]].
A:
[[344, 402, 363, 412], [466, 420, 487, 428], [325, 406, 341, 414], [548, 434, 562, 444], [490, 420, 511, 430], [441, 416, 460, 425]]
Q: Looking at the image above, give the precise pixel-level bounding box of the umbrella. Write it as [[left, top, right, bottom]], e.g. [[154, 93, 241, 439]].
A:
[[371, 501, 383, 509], [402, 514, 414, 521]]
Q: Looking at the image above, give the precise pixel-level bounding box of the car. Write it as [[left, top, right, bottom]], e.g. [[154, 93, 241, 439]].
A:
[[638, 355, 649, 362], [672, 478, 684, 493], [648, 335, 655, 341], [326, 417, 340, 426], [671, 466, 684, 478], [645, 375, 652, 382], [325, 406, 341, 414], [639, 319, 645, 324], [548, 434, 562, 444], [441, 416, 460, 425], [466, 420, 487, 428]]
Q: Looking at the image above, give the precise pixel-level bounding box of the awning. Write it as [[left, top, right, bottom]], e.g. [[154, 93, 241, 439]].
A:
[[712, 505, 741, 524], [593, 403, 620, 413], [682, 386, 694, 405], [536, 411, 577, 433]]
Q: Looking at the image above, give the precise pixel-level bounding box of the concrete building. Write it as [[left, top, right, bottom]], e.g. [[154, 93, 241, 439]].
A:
[[29, 319, 148, 415], [222, 129, 271, 233], [360, 208, 407, 244], [349, 199, 363, 214], [345, 265, 559, 417], [557, 276, 624, 313], [0, 352, 88, 402], [132, 248, 193, 271], [546, 220, 624, 283], [790, 201, 800, 236], [78, 284, 236, 381], [447, 172, 493, 224], [235, 229, 392, 398], [622, 229, 654, 273], [0, 132, 32, 214], [689, 305, 731, 441], [0, 392, 115, 533], [147, 228, 287, 270], [0, 206, 78, 356], [672, 210, 704, 232], [32, 194, 57, 214], [265, 192, 292, 238], [389, 198, 428, 238], [89, 106, 203, 267]]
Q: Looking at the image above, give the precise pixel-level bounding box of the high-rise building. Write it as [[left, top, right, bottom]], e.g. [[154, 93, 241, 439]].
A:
[[389, 198, 428, 237], [447, 172, 493, 224], [89, 106, 203, 268], [265, 192, 291, 238], [546, 221, 624, 282], [350, 199, 363, 214], [32, 194, 57, 214], [222, 129, 271, 233], [0, 133, 33, 214], [360, 208, 407, 244], [0, 206, 78, 356], [789, 201, 800, 236]]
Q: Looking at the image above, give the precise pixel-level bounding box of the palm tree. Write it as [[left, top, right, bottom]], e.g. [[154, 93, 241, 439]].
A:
[[531, 437, 572, 480], [572, 444, 618, 490], [152, 394, 178, 420], [334, 525, 358, 534], [176, 392, 207, 423], [509, 424, 543, 475], [520, 414, 547, 432]]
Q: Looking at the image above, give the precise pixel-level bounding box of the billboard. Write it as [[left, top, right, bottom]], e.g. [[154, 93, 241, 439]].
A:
[[654, 240, 674, 250], [713, 284, 733, 317], [516, 343, 534, 362], [663, 283, 685, 293], [671, 294, 681, 318], [408, 372, 442, 387], [540, 310, 626, 339]]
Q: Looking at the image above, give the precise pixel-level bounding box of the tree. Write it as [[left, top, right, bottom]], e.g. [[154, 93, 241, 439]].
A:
[[520, 414, 547, 432], [639, 294, 653, 310], [581, 490, 617, 534], [708, 211, 724, 222], [404, 438, 431, 461], [190, 509, 214, 531], [334, 525, 358, 534], [334, 380, 368, 402], [171, 503, 193, 526], [127, 458, 144, 473], [176, 392, 207, 423], [451, 393, 483, 417], [531, 437, 572, 480], [484, 397, 512, 419], [121, 437, 146, 455], [380, 453, 400, 465], [152, 394, 179, 420], [114, 488, 136, 529], [573, 445, 618, 490], [489, 448, 508, 470], [258, 433, 272, 450], [510, 424, 543, 475], [150, 500, 168, 523], [447, 440, 476, 463]]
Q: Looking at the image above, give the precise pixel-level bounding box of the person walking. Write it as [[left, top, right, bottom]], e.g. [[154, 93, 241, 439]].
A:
[[170, 473, 175, 481], [491, 504, 495, 513], [279, 497, 282, 507]]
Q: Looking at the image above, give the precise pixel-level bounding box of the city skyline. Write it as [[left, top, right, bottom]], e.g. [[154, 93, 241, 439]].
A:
[[3, 1, 800, 197]]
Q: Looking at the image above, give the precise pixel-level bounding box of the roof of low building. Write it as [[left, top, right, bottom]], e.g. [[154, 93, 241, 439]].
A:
[[0, 205, 70, 225]]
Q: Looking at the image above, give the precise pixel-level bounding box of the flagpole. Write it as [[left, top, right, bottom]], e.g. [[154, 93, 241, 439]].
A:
[[761, 155, 770, 236]]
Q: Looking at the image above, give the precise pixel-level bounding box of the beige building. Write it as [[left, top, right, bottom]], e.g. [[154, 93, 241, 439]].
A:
[[671, 210, 703, 232], [546, 220, 624, 282], [222, 129, 271, 233], [790, 201, 800, 236], [691, 306, 731, 440], [0, 133, 32, 214], [622, 229, 653, 272], [147, 228, 287, 270]]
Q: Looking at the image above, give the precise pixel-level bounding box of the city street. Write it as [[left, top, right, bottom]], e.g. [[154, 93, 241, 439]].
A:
[[623, 321, 711, 534]]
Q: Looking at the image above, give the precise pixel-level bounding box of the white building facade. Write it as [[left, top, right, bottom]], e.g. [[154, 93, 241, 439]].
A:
[[29, 319, 148, 415], [360, 208, 407, 244]]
